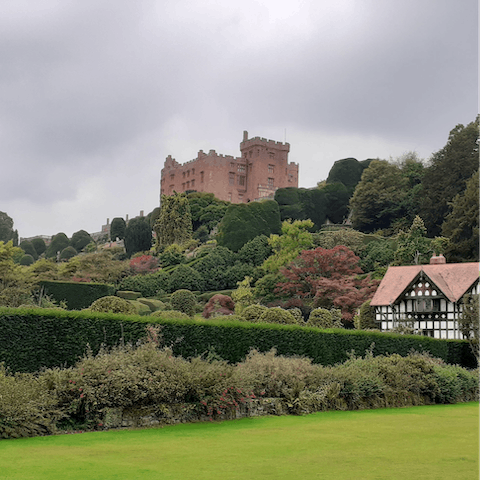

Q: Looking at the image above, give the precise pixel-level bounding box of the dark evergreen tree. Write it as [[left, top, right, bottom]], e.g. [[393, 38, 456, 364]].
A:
[[31, 238, 46, 256], [19, 240, 38, 260], [45, 233, 70, 259], [110, 217, 126, 241], [124, 217, 152, 257], [70, 230, 93, 252], [0, 212, 15, 243]]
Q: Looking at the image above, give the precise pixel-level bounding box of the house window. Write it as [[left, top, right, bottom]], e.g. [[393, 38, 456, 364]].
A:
[[268, 177, 274, 188], [229, 172, 235, 185], [268, 164, 274, 174], [238, 175, 245, 186], [416, 298, 440, 313], [200, 171, 204, 183]]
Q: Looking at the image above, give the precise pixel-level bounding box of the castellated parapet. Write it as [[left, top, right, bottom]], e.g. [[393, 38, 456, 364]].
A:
[[160, 131, 299, 203]]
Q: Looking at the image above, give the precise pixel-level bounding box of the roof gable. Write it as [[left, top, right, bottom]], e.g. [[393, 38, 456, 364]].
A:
[[370, 262, 479, 306]]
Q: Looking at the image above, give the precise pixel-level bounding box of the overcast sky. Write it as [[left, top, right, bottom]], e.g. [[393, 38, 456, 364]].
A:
[[1, 0, 477, 239]]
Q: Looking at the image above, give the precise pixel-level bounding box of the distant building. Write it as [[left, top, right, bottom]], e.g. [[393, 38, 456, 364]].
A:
[[160, 131, 299, 203], [370, 254, 479, 339]]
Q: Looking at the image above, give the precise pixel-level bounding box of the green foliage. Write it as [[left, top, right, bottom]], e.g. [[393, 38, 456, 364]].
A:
[[170, 289, 196, 317], [240, 304, 268, 322], [0, 212, 16, 244], [237, 235, 272, 266], [354, 300, 377, 330], [31, 238, 47, 256], [393, 216, 431, 265], [89, 296, 137, 315], [59, 246, 77, 261], [110, 217, 126, 241], [313, 228, 365, 254], [262, 219, 313, 273], [150, 309, 190, 320], [442, 170, 479, 261], [349, 160, 408, 233], [0, 241, 33, 307], [458, 294, 479, 364], [124, 217, 152, 257], [19, 240, 38, 261], [358, 237, 395, 273], [157, 243, 186, 267], [118, 271, 170, 297], [254, 273, 286, 303], [420, 117, 479, 237], [146, 207, 161, 229], [40, 281, 116, 310], [70, 230, 93, 252], [326, 157, 368, 187], [19, 254, 35, 266], [187, 192, 229, 232], [0, 308, 477, 376], [46, 233, 70, 259], [258, 307, 298, 325], [307, 308, 343, 329], [217, 200, 281, 252], [168, 264, 204, 293], [155, 193, 193, 249], [231, 276, 254, 314]]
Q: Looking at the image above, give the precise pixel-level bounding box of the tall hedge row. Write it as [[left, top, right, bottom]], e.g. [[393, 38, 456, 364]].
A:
[[0, 308, 475, 373], [39, 281, 116, 310]]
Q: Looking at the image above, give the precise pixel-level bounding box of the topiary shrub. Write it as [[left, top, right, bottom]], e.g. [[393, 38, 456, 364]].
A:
[[89, 296, 137, 315], [258, 307, 298, 325], [116, 291, 142, 300], [354, 299, 377, 330], [287, 307, 304, 324], [170, 289, 196, 317], [307, 308, 343, 329], [19, 254, 35, 266], [150, 309, 190, 320], [240, 304, 268, 322], [203, 294, 235, 319], [59, 246, 77, 261]]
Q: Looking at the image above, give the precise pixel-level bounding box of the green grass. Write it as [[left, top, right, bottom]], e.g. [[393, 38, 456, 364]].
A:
[[0, 403, 478, 480]]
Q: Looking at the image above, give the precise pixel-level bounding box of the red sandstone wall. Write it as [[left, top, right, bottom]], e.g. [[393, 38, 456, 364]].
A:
[[160, 132, 299, 203]]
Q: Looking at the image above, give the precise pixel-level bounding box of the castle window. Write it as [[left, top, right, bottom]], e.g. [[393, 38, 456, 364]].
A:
[[192, 168, 195, 175], [229, 172, 235, 185], [228, 193, 232, 201], [238, 175, 245, 186], [187, 170, 190, 177], [249, 150, 253, 158], [170, 174, 175, 180], [182, 172, 186, 178], [257, 149, 260, 156], [268, 164, 274, 174], [182, 183, 185, 190], [186, 181, 190, 189], [268, 177, 274, 188], [191, 179, 195, 188], [230, 162, 235, 169], [238, 194, 244, 201], [237, 164, 245, 173], [200, 171, 204, 183], [169, 185, 174, 194], [269, 152, 275, 159]]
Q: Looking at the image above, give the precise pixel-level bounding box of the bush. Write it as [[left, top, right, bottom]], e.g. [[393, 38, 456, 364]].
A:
[[307, 308, 343, 329], [19, 254, 35, 266], [354, 300, 377, 330], [150, 310, 190, 320], [203, 294, 235, 319], [60, 246, 77, 261], [89, 296, 137, 315], [169, 265, 204, 293], [118, 271, 170, 298], [240, 304, 268, 322], [170, 289, 196, 317], [287, 307, 304, 324], [258, 307, 298, 325]]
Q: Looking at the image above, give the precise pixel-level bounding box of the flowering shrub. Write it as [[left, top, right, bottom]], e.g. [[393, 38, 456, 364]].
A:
[[129, 255, 159, 275]]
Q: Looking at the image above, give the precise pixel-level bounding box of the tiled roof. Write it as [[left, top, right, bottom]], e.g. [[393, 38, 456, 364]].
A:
[[370, 262, 479, 306]]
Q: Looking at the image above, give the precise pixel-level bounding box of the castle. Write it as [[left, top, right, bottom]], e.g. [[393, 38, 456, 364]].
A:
[[160, 131, 299, 203]]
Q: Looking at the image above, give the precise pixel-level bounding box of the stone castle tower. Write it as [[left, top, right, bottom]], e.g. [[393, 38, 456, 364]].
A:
[[160, 131, 299, 203]]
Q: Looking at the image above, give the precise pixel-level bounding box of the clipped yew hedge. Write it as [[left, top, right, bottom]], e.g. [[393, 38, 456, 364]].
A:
[[0, 307, 475, 373], [39, 281, 115, 310]]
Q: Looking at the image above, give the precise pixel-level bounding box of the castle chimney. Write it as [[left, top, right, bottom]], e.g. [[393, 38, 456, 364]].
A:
[[140, 210, 144, 217], [243, 130, 248, 142], [430, 253, 446, 265]]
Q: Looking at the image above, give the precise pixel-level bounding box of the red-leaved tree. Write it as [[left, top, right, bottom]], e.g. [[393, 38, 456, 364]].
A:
[[275, 246, 378, 323]]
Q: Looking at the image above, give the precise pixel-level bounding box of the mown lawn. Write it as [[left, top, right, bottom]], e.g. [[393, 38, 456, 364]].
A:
[[0, 402, 478, 480]]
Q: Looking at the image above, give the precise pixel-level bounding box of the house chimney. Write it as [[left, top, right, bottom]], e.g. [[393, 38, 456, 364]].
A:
[[430, 253, 446, 264]]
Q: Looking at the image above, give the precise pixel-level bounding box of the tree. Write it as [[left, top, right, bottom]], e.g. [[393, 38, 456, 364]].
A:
[[217, 200, 281, 252], [326, 157, 373, 188], [354, 299, 377, 330], [275, 246, 378, 323], [59, 246, 77, 261], [45, 233, 70, 259], [441, 170, 479, 261], [237, 235, 272, 266], [31, 238, 47, 256], [110, 218, 127, 241], [155, 193, 193, 249], [124, 217, 152, 257], [70, 230, 93, 252], [262, 219, 313, 273], [187, 192, 229, 232], [19, 240, 38, 261], [0, 212, 16, 244], [458, 294, 479, 364], [393, 216, 431, 265], [0, 241, 33, 306], [420, 118, 479, 237], [349, 160, 409, 233]]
